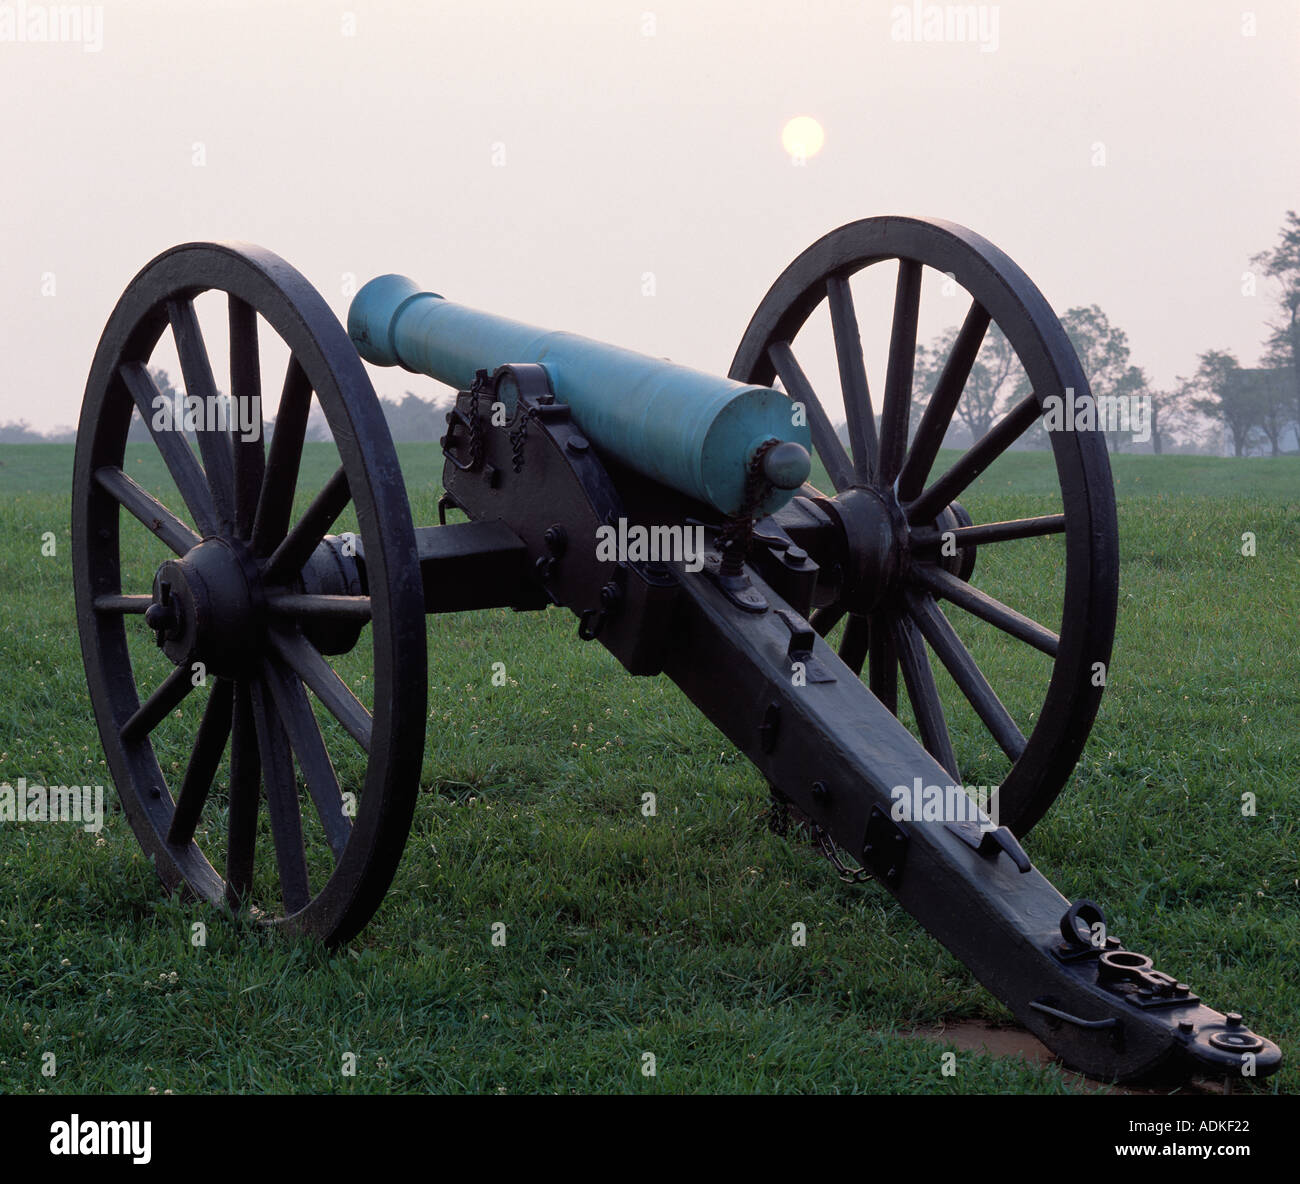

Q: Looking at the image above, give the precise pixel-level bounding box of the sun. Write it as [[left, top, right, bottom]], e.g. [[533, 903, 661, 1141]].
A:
[[781, 116, 825, 161]]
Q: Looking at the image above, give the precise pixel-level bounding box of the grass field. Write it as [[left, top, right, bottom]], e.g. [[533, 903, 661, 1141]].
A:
[[1, 442, 1297, 1095]]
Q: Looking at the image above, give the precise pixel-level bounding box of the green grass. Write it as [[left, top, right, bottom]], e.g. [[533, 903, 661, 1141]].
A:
[[1, 443, 1297, 1095]]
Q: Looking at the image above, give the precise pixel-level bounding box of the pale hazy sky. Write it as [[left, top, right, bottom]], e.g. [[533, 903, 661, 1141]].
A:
[[2, 0, 1297, 432]]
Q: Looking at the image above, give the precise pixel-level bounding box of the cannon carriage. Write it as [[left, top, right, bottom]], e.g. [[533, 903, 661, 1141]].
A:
[[71, 216, 1280, 1084]]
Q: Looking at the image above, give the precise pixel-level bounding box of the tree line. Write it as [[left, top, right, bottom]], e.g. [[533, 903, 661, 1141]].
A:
[[0, 374, 454, 446], [6, 215, 1297, 456], [910, 211, 1300, 457]]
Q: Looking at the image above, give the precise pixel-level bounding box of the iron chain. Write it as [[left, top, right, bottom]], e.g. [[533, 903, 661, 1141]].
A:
[[508, 406, 537, 473], [768, 789, 872, 884], [718, 437, 780, 575], [812, 823, 873, 884], [465, 370, 490, 470]]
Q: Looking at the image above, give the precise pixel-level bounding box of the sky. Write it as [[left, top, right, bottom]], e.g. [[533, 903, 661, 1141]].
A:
[[1, 0, 1297, 432]]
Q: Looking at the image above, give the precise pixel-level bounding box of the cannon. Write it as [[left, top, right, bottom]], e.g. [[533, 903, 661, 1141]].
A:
[[72, 217, 1280, 1084]]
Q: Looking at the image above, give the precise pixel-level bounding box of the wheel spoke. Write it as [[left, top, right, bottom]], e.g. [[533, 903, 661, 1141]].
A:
[[868, 613, 898, 714], [119, 361, 218, 536], [877, 258, 923, 486], [910, 514, 1066, 548], [264, 658, 352, 861], [225, 679, 259, 908], [94, 466, 201, 556], [248, 674, 311, 915], [251, 356, 313, 556], [168, 298, 237, 532], [93, 593, 153, 614], [912, 564, 1060, 657], [120, 662, 196, 743], [809, 602, 846, 636], [167, 678, 234, 846], [897, 300, 990, 502], [839, 612, 870, 674], [768, 341, 855, 492], [893, 614, 958, 778], [262, 466, 351, 586], [906, 393, 1041, 525], [906, 591, 1026, 761], [723, 217, 1119, 836], [826, 274, 878, 482], [266, 594, 372, 623], [267, 628, 373, 752], [229, 295, 265, 540]]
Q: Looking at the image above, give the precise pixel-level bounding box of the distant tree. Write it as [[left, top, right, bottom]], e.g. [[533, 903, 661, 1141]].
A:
[[1251, 368, 1295, 457], [379, 391, 449, 442], [1189, 350, 1258, 457], [1148, 377, 1212, 455], [1105, 366, 1203, 455], [913, 322, 1020, 447], [0, 421, 77, 442], [152, 366, 180, 404], [1250, 210, 1300, 438], [303, 405, 333, 442], [1060, 305, 1134, 453], [1145, 377, 1171, 456], [126, 366, 181, 441], [1105, 364, 1150, 453], [1259, 393, 1289, 456], [2, 370, 183, 444], [1176, 414, 1224, 454], [0, 419, 54, 442]]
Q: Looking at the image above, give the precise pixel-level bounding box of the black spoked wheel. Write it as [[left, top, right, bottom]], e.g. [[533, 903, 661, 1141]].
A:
[[73, 242, 427, 944], [731, 217, 1118, 835]]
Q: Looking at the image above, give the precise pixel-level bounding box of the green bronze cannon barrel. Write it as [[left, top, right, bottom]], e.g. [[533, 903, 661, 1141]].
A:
[[347, 275, 811, 516]]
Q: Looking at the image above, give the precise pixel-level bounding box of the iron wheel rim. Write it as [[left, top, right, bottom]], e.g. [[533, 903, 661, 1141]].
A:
[[730, 216, 1118, 835]]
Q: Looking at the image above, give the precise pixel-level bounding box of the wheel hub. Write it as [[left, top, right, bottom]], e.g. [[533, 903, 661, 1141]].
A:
[[299, 534, 367, 655], [822, 486, 904, 614], [821, 487, 977, 614], [148, 537, 265, 675]]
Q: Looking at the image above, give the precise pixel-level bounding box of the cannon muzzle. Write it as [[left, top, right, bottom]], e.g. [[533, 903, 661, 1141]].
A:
[[348, 275, 810, 516]]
